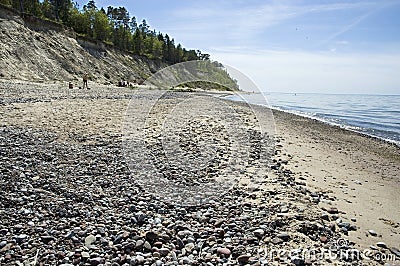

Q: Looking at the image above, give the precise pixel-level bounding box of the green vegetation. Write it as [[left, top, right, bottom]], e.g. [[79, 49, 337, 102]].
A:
[[1, 0, 209, 63], [0, 0, 239, 90]]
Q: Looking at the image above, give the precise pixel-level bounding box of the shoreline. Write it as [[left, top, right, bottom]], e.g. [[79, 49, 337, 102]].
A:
[[271, 107, 399, 249], [0, 81, 398, 265], [222, 93, 400, 148]]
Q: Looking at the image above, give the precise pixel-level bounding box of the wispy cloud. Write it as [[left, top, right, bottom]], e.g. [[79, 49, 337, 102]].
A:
[[317, 1, 394, 47], [162, 1, 381, 47]]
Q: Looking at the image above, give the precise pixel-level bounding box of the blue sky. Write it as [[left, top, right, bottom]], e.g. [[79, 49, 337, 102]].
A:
[[75, 0, 400, 94]]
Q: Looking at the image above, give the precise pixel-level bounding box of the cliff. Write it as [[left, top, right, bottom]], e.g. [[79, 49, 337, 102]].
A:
[[0, 4, 165, 84]]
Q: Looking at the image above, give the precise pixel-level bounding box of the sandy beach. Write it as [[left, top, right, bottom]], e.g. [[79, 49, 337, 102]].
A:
[[0, 80, 398, 265]]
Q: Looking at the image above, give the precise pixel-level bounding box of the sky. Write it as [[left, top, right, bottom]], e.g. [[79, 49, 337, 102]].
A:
[[75, 0, 400, 94]]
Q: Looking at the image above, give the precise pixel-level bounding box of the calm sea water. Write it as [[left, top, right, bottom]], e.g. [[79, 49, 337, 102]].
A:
[[225, 92, 400, 146]]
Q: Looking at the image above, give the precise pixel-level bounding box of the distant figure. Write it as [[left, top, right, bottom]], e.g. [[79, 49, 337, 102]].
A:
[[83, 73, 89, 89]]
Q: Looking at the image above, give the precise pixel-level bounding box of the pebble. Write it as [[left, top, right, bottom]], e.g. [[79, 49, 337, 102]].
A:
[[376, 242, 387, 249], [89, 257, 104, 265], [136, 255, 145, 264], [85, 234, 96, 247], [216, 247, 231, 256], [271, 237, 283, 245], [81, 251, 90, 258], [368, 230, 377, 236], [185, 243, 195, 252], [237, 254, 251, 263], [326, 207, 338, 214], [0, 88, 373, 266], [159, 247, 169, 256], [144, 241, 152, 250], [253, 229, 265, 238], [277, 233, 290, 241], [15, 234, 28, 243], [135, 239, 144, 249], [0, 241, 7, 248], [145, 231, 158, 242]]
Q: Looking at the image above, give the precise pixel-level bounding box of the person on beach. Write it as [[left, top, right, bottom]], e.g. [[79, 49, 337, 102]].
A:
[[83, 73, 89, 89]]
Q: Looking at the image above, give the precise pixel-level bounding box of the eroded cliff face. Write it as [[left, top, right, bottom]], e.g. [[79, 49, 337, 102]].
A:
[[0, 5, 165, 84]]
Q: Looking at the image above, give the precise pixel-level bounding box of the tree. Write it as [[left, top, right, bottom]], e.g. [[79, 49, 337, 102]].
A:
[[129, 16, 137, 33], [93, 9, 111, 41], [5, 0, 209, 64], [139, 19, 149, 35], [48, 0, 73, 22], [0, 0, 12, 7], [132, 28, 143, 55]]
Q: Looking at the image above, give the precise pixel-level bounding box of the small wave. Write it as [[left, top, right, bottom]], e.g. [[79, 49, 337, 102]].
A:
[[222, 94, 400, 147]]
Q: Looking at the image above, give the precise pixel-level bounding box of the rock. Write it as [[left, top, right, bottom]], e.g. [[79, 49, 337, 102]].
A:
[[326, 207, 338, 214], [153, 241, 163, 248], [217, 247, 231, 256], [145, 231, 158, 242], [159, 247, 170, 256], [15, 234, 28, 243], [348, 225, 357, 231], [271, 237, 283, 245], [185, 243, 195, 252], [320, 236, 328, 243], [321, 214, 330, 221], [135, 239, 144, 249], [214, 219, 224, 227], [237, 254, 251, 263], [85, 234, 96, 247], [280, 206, 289, 213], [253, 229, 265, 238], [136, 255, 145, 264], [81, 251, 90, 259], [277, 233, 290, 241], [0, 241, 7, 248], [337, 222, 350, 229], [144, 241, 151, 250], [89, 257, 104, 266], [41, 235, 55, 244], [376, 242, 387, 249], [368, 230, 377, 236], [292, 257, 305, 266], [176, 237, 184, 249], [153, 251, 160, 258]]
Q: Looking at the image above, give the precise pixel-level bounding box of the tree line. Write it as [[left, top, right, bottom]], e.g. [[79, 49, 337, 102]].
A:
[[0, 0, 210, 63]]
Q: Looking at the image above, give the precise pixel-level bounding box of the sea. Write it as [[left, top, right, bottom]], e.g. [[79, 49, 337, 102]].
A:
[[224, 92, 400, 146]]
